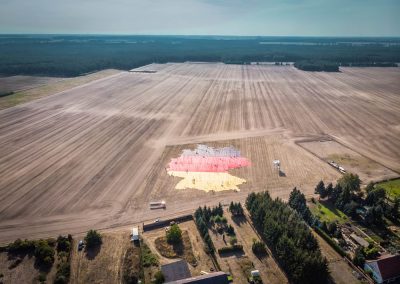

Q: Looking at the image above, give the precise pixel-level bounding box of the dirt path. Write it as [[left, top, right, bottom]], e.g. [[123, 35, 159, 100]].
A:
[[313, 231, 363, 284], [224, 210, 288, 284]]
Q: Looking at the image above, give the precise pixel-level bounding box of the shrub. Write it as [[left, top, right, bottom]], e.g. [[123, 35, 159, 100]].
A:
[[154, 270, 165, 284], [166, 224, 182, 244], [123, 274, 138, 284], [38, 273, 47, 282], [213, 215, 223, 223], [217, 244, 243, 254], [54, 275, 68, 284], [8, 257, 22, 269], [8, 239, 35, 254], [353, 248, 365, 267], [34, 240, 55, 268], [141, 243, 158, 267], [226, 225, 235, 236], [85, 230, 102, 249], [54, 262, 70, 284], [327, 222, 337, 235], [252, 239, 266, 255], [56, 235, 71, 253], [363, 246, 379, 259], [46, 238, 56, 247], [229, 236, 237, 246]]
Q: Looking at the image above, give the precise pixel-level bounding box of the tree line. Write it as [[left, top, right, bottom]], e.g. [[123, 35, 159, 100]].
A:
[[294, 60, 339, 72], [194, 204, 224, 254], [1, 35, 399, 77], [246, 192, 329, 284]]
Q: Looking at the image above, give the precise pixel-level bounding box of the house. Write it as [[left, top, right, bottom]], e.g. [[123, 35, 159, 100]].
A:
[[161, 260, 191, 283], [364, 254, 400, 284], [167, 271, 229, 284]]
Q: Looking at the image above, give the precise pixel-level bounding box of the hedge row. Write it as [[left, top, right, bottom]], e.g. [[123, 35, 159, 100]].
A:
[[217, 244, 243, 254]]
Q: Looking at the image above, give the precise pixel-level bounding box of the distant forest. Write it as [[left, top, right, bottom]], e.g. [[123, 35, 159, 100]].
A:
[[0, 35, 399, 77]]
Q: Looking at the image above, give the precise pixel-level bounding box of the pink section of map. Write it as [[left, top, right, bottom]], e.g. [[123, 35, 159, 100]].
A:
[[167, 156, 250, 172]]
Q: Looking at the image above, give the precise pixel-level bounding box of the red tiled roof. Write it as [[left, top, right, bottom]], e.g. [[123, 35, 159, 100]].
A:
[[377, 255, 400, 280]]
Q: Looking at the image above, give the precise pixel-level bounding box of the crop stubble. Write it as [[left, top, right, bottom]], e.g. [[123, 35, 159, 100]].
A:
[[0, 63, 399, 242]]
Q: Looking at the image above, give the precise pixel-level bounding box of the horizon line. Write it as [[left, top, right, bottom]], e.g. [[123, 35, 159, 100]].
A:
[[0, 33, 400, 39]]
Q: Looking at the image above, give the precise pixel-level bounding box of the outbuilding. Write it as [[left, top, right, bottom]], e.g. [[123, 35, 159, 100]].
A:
[[131, 226, 139, 242]]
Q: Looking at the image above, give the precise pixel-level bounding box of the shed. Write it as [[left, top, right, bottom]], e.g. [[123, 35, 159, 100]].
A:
[[161, 260, 191, 282], [168, 271, 229, 284], [131, 227, 139, 242], [349, 233, 369, 248]]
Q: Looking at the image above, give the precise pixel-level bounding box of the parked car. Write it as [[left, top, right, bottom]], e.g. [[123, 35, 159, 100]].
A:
[[78, 240, 84, 251]]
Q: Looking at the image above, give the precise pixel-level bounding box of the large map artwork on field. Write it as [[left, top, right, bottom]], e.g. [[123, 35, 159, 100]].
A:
[[167, 145, 251, 192]]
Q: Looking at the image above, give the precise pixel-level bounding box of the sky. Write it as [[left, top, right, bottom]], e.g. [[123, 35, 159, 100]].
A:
[[0, 0, 399, 36]]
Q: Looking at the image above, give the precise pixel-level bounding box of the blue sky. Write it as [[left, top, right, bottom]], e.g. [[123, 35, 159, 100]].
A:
[[0, 0, 398, 36]]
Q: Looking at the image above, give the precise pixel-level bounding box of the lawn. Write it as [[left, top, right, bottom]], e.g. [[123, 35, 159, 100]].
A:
[[376, 179, 400, 200], [309, 200, 349, 224]]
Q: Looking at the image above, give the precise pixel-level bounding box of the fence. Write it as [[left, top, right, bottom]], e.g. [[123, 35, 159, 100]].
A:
[[142, 214, 193, 232]]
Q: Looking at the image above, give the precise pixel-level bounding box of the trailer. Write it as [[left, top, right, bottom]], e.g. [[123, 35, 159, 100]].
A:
[[149, 201, 166, 209]]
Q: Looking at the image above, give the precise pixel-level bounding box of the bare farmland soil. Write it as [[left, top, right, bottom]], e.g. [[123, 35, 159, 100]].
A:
[[0, 64, 399, 243], [0, 75, 65, 94], [0, 69, 120, 110], [144, 136, 340, 215], [299, 140, 399, 184]]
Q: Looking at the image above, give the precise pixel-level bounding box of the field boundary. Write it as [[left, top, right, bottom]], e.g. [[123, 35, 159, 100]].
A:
[[296, 135, 400, 180], [142, 214, 193, 232]]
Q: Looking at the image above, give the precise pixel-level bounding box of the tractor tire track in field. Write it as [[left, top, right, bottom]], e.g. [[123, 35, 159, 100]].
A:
[[0, 63, 399, 243]]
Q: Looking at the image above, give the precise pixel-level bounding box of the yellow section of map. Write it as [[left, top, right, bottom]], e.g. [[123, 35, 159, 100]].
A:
[[167, 171, 246, 192]]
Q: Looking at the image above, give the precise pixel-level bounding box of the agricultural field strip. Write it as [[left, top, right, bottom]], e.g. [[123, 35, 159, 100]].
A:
[[0, 63, 399, 243]]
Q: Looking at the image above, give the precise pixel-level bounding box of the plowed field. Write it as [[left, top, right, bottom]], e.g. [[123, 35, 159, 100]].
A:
[[0, 63, 399, 242]]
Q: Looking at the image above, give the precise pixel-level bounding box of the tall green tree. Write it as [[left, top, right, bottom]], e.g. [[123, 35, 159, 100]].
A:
[[85, 230, 102, 249], [289, 187, 313, 224], [315, 180, 325, 196], [338, 173, 361, 193], [166, 224, 182, 244]]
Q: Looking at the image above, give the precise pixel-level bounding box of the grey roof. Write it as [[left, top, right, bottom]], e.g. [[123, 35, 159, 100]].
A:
[[167, 271, 229, 284], [161, 260, 191, 282]]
